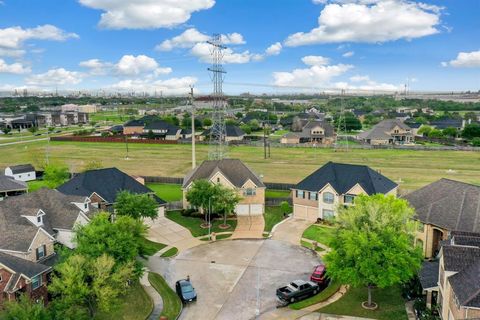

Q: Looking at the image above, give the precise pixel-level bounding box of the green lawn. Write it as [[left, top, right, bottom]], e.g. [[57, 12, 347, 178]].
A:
[[290, 280, 341, 310], [148, 272, 182, 320], [300, 240, 324, 252], [265, 189, 291, 198], [95, 282, 153, 320], [146, 183, 182, 202], [141, 237, 167, 256], [302, 225, 336, 247], [27, 180, 50, 192], [160, 247, 178, 258], [165, 210, 237, 237], [264, 206, 288, 232], [1, 141, 479, 193], [319, 285, 408, 320]]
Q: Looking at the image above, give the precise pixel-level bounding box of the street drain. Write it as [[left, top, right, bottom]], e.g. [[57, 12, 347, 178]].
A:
[[211, 260, 216, 263]]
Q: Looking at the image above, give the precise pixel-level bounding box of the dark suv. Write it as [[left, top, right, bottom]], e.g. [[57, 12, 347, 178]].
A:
[[175, 279, 197, 303]]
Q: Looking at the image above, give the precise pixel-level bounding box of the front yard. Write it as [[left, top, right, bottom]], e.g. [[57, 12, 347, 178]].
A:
[[165, 210, 237, 237], [302, 224, 336, 247], [318, 285, 408, 320], [148, 272, 182, 320]]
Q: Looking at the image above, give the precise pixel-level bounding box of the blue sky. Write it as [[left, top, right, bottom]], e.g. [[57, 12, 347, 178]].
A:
[[0, 0, 479, 95]]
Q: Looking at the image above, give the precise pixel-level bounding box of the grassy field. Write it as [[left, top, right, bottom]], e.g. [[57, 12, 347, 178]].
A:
[[302, 225, 336, 247], [165, 210, 237, 237], [161, 247, 179, 257], [319, 285, 408, 320], [146, 183, 182, 202], [148, 272, 182, 320], [95, 282, 153, 320], [265, 189, 291, 198], [0, 141, 479, 193], [264, 206, 288, 232], [141, 237, 168, 256]]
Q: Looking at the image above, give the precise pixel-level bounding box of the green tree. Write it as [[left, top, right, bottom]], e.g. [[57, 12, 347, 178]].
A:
[[47, 127, 55, 133], [464, 112, 478, 122], [462, 123, 480, 139], [115, 190, 158, 220], [43, 164, 70, 188], [213, 184, 241, 228], [472, 137, 480, 147], [28, 126, 38, 135], [428, 129, 444, 138], [334, 112, 362, 131], [49, 254, 133, 318], [186, 179, 216, 225], [181, 115, 191, 128], [240, 124, 252, 134], [280, 201, 291, 215], [442, 127, 458, 138], [1, 127, 11, 135], [417, 125, 432, 136], [249, 119, 261, 131], [3, 295, 51, 320], [235, 112, 243, 119], [202, 118, 212, 127], [324, 194, 422, 308], [147, 129, 155, 139]]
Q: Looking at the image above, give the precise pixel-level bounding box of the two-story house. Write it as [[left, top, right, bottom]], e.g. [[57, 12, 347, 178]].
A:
[[292, 162, 398, 221], [404, 179, 480, 259], [357, 119, 414, 145], [0, 188, 96, 306], [182, 159, 266, 216], [280, 119, 335, 144], [143, 120, 181, 140]]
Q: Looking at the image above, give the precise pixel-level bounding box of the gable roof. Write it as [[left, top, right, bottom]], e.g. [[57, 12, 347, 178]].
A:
[[0, 188, 93, 252], [430, 119, 463, 129], [7, 164, 35, 174], [0, 251, 50, 280], [301, 120, 335, 137], [357, 119, 412, 140], [442, 245, 480, 272], [449, 261, 480, 308], [295, 161, 397, 194], [182, 159, 265, 189], [404, 179, 480, 232], [202, 125, 245, 137], [419, 260, 439, 290], [144, 120, 180, 134], [0, 175, 28, 192], [57, 167, 165, 205], [124, 119, 144, 127]]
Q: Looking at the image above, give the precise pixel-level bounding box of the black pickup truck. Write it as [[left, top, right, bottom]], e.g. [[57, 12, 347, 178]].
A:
[[276, 280, 320, 304]]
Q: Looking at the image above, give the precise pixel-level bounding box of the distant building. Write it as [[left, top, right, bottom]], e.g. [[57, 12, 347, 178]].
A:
[[430, 119, 467, 130], [143, 120, 182, 140], [201, 125, 245, 142], [357, 119, 414, 145], [4, 164, 36, 182], [280, 119, 335, 144], [0, 175, 27, 200]]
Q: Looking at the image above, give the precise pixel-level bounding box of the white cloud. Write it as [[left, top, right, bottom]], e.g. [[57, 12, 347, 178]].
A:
[[78, 0, 215, 29], [265, 42, 282, 56], [156, 28, 245, 51], [0, 25, 78, 57], [26, 68, 84, 86], [109, 76, 198, 95], [273, 56, 352, 87], [285, 0, 442, 46], [191, 42, 255, 64], [442, 50, 480, 68], [79, 58, 112, 75], [342, 51, 354, 57], [80, 55, 171, 77], [301, 55, 330, 66], [350, 74, 370, 82], [0, 59, 30, 74], [338, 74, 401, 91]]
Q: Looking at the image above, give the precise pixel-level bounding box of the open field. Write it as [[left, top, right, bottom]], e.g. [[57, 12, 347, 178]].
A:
[[0, 141, 479, 193]]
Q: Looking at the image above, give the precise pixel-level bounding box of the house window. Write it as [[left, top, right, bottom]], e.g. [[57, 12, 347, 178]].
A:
[[36, 245, 46, 260], [31, 275, 42, 290], [323, 209, 334, 219], [308, 192, 318, 201], [297, 190, 304, 199], [37, 215, 43, 224], [344, 195, 355, 204], [323, 192, 334, 204], [244, 188, 256, 196], [84, 203, 88, 209], [217, 177, 220, 183]]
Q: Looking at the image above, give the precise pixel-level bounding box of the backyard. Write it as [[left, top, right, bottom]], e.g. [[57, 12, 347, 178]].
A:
[[0, 141, 479, 193], [146, 183, 182, 202]]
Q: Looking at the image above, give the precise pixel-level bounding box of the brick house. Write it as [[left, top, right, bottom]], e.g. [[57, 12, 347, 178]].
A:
[[292, 162, 398, 221], [281, 119, 335, 144], [357, 119, 414, 145], [182, 159, 265, 216]]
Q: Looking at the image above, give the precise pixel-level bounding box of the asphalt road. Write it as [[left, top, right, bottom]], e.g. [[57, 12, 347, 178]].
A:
[[148, 239, 322, 320]]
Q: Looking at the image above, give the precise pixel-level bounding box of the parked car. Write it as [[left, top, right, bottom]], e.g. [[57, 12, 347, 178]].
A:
[[310, 264, 329, 286], [276, 280, 319, 304], [175, 279, 197, 303]]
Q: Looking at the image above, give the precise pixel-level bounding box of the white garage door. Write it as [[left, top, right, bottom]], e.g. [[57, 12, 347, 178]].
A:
[[235, 204, 250, 216], [250, 204, 263, 215], [235, 204, 264, 216], [294, 205, 318, 222]]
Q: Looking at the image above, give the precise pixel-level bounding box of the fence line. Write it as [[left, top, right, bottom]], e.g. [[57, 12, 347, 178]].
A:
[[165, 201, 183, 210], [265, 197, 292, 206], [51, 136, 178, 144]]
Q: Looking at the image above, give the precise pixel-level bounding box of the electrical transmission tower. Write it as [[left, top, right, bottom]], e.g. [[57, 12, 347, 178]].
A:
[[334, 89, 349, 150], [207, 34, 227, 160]]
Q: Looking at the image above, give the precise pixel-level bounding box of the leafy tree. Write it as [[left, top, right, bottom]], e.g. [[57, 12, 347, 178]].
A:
[[417, 125, 432, 136], [442, 127, 458, 138], [240, 124, 252, 134], [115, 190, 158, 220], [3, 295, 51, 320], [202, 118, 212, 127], [49, 254, 133, 318], [181, 115, 191, 128], [235, 112, 243, 119], [249, 119, 261, 131], [43, 164, 70, 188], [472, 137, 480, 147], [90, 121, 98, 127], [324, 194, 422, 308], [74, 212, 147, 275], [280, 201, 291, 215], [147, 129, 155, 139], [428, 129, 444, 138], [47, 127, 55, 133], [462, 123, 480, 139], [464, 112, 478, 122], [213, 184, 241, 227], [1, 126, 11, 134], [334, 112, 362, 131], [186, 179, 217, 225], [28, 126, 38, 135]]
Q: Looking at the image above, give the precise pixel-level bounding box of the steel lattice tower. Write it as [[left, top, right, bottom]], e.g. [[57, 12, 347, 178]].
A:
[[207, 34, 227, 160]]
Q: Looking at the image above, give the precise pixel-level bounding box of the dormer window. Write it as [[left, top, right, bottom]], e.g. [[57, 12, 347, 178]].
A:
[[84, 203, 88, 210], [37, 215, 43, 224]]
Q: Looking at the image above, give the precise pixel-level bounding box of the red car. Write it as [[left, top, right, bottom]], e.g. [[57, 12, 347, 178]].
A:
[[310, 264, 329, 286]]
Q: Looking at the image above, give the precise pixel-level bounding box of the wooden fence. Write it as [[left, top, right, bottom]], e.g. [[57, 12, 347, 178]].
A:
[[51, 136, 178, 144]]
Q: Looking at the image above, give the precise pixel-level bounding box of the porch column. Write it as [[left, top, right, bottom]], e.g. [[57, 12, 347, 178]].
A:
[[426, 290, 432, 309]]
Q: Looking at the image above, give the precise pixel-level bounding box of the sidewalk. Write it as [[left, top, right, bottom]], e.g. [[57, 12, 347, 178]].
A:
[[140, 272, 163, 320]]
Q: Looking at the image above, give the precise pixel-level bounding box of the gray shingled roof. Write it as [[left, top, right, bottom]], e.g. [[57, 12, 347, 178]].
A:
[[442, 245, 480, 272], [449, 261, 480, 308], [202, 125, 245, 137], [404, 179, 480, 232], [0, 175, 27, 192], [294, 161, 397, 195], [182, 159, 265, 189], [358, 119, 412, 140], [7, 164, 35, 174], [58, 167, 165, 205], [301, 120, 335, 138], [0, 252, 50, 280], [419, 260, 439, 290], [0, 188, 94, 252]]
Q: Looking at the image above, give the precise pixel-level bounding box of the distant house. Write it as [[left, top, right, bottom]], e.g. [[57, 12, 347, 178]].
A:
[[4, 164, 36, 182], [405, 122, 424, 136], [281, 119, 335, 144], [430, 119, 467, 130], [182, 159, 266, 216], [143, 120, 182, 140], [108, 124, 124, 135], [404, 179, 480, 259], [292, 162, 398, 221], [0, 175, 27, 200], [123, 119, 144, 135], [352, 109, 367, 121], [57, 167, 166, 212], [357, 119, 414, 145], [201, 125, 245, 142]]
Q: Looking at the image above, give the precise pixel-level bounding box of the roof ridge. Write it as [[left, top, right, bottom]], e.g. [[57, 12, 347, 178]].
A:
[[455, 190, 468, 230], [460, 263, 480, 305]]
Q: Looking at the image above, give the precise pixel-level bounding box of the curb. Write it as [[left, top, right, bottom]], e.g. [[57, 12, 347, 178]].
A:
[[269, 214, 293, 237]]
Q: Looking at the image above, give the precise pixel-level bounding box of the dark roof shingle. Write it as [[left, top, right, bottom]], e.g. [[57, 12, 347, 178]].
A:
[[7, 164, 35, 174], [0, 252, 50, 279]]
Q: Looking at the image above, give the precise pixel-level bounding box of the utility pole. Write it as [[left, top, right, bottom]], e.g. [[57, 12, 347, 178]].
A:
[[190, 85, 196, 169]]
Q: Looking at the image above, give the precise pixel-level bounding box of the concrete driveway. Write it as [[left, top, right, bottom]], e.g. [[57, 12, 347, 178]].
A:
[[271, 218, 313, 245], [231, 215, 265, 239], [148, 239, 321, 320]]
